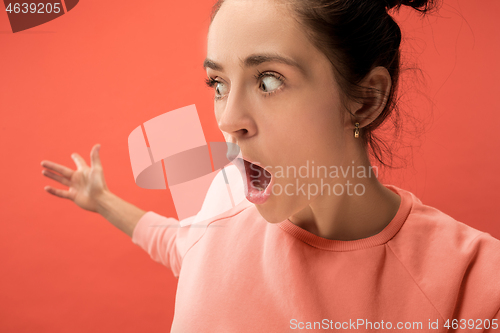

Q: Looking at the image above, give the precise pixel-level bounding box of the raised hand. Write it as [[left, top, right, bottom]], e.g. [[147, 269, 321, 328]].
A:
[[41, 144, 109, 213]]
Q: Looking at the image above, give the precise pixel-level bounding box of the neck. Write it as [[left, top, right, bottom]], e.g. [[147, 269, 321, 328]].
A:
[[287, 157, 401, 241]]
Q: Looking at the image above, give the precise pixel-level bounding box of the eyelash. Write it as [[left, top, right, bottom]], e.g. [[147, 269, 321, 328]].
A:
[[204, 70, 285, 101]]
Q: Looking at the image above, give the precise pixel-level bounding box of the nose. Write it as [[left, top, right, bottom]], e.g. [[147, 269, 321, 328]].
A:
[[216, 85, 257, 143]]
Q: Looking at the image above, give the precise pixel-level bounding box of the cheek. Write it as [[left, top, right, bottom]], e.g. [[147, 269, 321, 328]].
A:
[[276, 94, 343, 151], [214, 104, 223, 126]]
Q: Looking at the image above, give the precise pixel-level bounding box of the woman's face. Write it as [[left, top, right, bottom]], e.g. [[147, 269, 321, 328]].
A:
[[205, 0, 352, 223]]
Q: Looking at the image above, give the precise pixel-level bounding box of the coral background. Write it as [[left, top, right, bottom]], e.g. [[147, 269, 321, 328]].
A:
[[0, 0, 498, 331]]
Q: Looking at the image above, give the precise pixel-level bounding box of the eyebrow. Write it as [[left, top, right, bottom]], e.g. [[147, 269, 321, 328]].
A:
[[203, 53, 306, 76]]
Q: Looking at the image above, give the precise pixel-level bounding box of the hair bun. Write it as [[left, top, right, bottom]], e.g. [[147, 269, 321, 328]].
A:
[[384, 0, 438, 13]]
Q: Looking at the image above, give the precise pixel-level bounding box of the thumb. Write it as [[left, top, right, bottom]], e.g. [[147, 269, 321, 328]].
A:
[[91, 144, 102, 169]]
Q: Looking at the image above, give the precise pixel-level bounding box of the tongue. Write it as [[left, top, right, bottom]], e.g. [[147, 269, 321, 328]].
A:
[[245, 160, 272, 190]]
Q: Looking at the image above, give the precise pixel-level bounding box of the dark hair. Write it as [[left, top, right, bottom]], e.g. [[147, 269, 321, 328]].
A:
[[209, 0, 441, 168]]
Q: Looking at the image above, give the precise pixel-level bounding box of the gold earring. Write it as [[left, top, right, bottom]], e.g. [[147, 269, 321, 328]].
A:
[[354, 122, 360, 138]]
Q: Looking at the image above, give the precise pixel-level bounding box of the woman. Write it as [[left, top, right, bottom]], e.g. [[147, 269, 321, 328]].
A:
[[41, 0, 500, 331]]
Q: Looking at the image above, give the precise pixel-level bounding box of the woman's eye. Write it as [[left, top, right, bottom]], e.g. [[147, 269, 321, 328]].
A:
[[215, 82, 228, 97], [260, 75, 283, 93], [205, 72, 284, 101]]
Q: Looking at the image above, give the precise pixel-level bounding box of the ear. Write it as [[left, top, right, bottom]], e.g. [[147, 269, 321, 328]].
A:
[[347, 66, 392, 129]]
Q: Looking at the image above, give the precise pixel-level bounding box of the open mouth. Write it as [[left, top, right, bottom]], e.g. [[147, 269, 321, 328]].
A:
[[234, 158, 274, 204], [243, 159, 272, 191]]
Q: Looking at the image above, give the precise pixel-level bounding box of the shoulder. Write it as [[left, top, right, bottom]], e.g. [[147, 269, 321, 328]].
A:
[[391, 187, 500, 256], [387, 186, 500, 318]]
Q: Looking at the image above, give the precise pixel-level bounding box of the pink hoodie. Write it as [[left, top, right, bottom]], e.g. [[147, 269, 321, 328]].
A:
[[132, 182, 500, 332]]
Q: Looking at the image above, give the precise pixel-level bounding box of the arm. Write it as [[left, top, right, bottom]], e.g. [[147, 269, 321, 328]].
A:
[[95, 190, 146, 238], [41, 143, 146, 238], [41, 144, 230, 275], [42, 144, 187, 275]]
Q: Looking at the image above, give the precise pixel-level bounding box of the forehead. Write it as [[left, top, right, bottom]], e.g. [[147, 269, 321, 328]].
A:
[[206, 0, 316, 68]]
